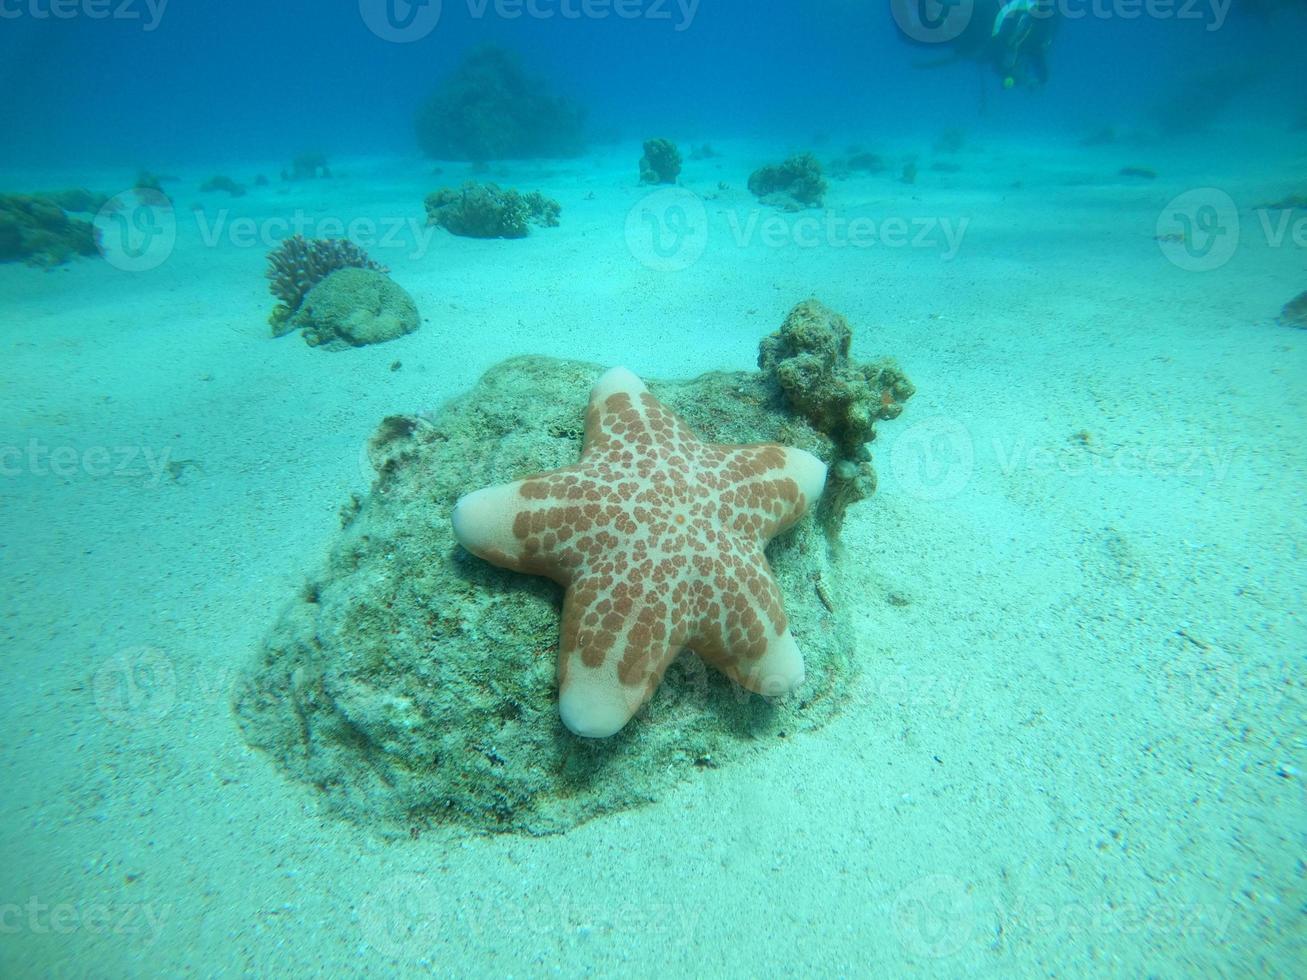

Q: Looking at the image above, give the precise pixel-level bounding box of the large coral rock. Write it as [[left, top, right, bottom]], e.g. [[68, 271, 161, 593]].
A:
[[289, 268, 419, 349], [235, 354, 863, 835]]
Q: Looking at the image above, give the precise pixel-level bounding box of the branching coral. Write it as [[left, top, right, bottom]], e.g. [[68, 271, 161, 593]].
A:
[[759, 299, 914, 531], [265, 235, 387, 333]]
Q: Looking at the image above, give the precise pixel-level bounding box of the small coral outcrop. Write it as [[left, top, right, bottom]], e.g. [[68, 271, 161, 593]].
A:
[[200, 175, 246, 197], [415, 45, 586, 162], [747, 153, 827, 211], [639, 138, 682, 184], [291, 268, 420, 350], [759, 299, 914, 531], [281, 153, 331, 182], [424, 182, 560, 239], [0, 191, 104, 267], [265, 235, 387, 334]]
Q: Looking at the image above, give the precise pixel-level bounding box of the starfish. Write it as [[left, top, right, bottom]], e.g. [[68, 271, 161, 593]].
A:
[[451, 367, 827, 738]]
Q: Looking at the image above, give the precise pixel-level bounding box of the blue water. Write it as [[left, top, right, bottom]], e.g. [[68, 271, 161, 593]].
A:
[[3, 0, 1304, 167]]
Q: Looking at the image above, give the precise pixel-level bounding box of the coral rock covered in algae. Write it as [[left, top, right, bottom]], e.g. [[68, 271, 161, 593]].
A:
[[452, 367, 826, 738], [0, 191, 104, 267], [424, 182, 561, 239], [639, 138, 682, 185], [265, 235, 387, 334], [747, 153, 827, 211], [290, 267, 420, 350], [235, 303, 912, 833], [759, 299, 914, 531]]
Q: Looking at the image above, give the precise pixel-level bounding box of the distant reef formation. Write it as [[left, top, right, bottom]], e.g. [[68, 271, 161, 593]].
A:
[[415, 45, 586, 162], [265, 235, 417, 349], [747, 153, 827, 210], [424, 182, 560, 239], [234, 300, 914, 835], [0, 190, 107, 267], [639, 138, 681, 185]]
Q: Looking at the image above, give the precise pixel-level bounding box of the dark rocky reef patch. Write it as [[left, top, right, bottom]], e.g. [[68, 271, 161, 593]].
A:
[[424, 182, 560, 239], [1280, 290, 1307, 328]]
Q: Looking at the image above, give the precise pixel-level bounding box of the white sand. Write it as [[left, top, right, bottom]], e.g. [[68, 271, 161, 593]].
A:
[[1, 133, 1303, 976]]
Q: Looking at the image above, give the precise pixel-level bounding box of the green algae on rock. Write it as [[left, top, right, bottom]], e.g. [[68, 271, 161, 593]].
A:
[[290, 267, 420, 349], [237, 358, 887, 834]]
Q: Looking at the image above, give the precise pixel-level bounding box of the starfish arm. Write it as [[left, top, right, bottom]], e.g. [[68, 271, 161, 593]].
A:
[[714, 444, 827, 542], [556, 574, 683, 738], [581, 367, 649, 459], [452, 479, 591, 584], [687, 552, 806, 697]]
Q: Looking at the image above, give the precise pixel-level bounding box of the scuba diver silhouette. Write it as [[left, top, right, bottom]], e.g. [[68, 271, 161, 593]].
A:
[[894, 0, 1059, 90]]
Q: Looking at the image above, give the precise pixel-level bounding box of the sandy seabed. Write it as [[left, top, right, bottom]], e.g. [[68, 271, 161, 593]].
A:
[[1, 132, 1303, 976]]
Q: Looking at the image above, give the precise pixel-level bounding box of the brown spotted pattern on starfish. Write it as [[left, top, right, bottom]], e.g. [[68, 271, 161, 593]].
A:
[[452, 367, 826, 737]]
